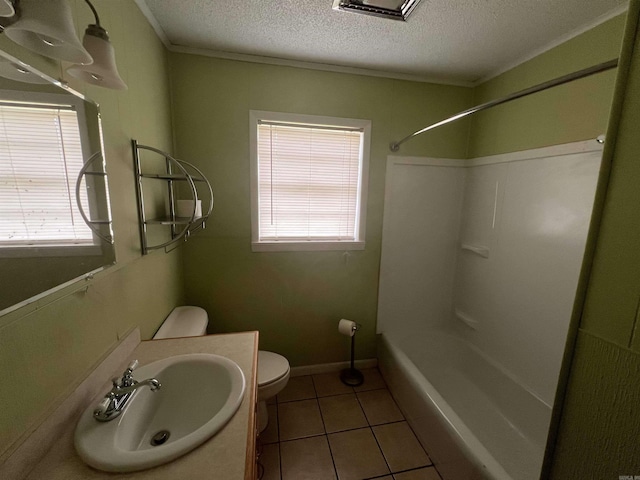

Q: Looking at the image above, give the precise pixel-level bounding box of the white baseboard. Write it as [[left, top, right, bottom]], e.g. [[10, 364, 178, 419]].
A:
[[290, 358, 378, 377]]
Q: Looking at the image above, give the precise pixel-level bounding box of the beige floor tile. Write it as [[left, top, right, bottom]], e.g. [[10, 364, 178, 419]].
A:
[[312, 371, 354, 397], [278, 399, 325, 441], [280, 436, 337, 480], [278, 376, 316, 403], [357, 389, 404, 425], [260, 443, 281, 480], [318, 394, 368, 433], [328, 428, 390, 480], [394, 467, 442, 480], [354, 368, 387, 392], [373, 422, 430, 472], [261, 403, 279, 444]]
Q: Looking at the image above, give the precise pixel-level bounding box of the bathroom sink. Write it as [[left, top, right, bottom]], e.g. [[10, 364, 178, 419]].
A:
[[75, 353, 246, 472]]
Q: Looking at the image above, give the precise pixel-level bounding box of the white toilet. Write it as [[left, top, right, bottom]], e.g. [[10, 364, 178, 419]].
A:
[[153, 306, 290, 432]]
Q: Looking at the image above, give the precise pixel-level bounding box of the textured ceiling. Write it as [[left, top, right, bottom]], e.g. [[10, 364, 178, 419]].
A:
[[141, 0, 627, 84]]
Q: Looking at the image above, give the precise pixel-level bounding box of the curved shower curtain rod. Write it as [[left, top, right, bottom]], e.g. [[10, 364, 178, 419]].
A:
[[389, 58, 619, 152]]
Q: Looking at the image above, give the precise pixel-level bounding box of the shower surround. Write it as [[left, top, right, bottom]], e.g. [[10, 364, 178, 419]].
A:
[[376, 140, 602, 479]]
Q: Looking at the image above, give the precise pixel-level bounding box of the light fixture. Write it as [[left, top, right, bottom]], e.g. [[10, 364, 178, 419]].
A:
[[3, 0, 93, 64], [0, 58, 48, 84], [332, 0, 423, 21], [0, 0, 15, 18], [66, 0, 127, 90]]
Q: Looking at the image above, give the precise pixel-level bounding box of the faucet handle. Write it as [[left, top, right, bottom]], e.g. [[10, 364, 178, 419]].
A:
[[93, 397, 111, 418], [117, 360, 140, 388]]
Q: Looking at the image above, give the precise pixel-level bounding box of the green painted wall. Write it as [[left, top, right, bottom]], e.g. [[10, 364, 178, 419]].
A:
[[549, 2, 640, 475], [0, 1, 183, 458], [169, 53, 473, 367], [468, 14, 625, 158], [0, 0, 633, 473]]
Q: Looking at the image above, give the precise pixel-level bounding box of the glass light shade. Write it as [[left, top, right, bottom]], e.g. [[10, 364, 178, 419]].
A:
[[0, 59, 49, 84], [66, 28, 127, 90], [0, 0, 15, 17], [4, 0, 92, 64]]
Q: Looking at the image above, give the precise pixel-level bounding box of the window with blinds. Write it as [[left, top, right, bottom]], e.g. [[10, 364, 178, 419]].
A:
[[250, 111, 370, 251], [0, 101, 93, 246]]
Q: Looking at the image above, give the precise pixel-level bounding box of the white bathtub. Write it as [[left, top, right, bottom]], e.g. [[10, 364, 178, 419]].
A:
[[377, 329, 550, 480]]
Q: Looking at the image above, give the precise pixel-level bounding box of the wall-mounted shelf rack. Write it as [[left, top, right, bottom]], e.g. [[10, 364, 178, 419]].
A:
[[132, 139, 213, 255], [75, 151, 114, 245], [461, 243, 490, 259], [454, 308, 478, 330]]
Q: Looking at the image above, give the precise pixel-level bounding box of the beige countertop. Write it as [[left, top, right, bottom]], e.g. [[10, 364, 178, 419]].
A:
[[24, 332, 258, 480]]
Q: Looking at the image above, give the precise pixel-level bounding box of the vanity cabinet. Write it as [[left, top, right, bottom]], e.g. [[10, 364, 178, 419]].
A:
[[246, 349, 259, 480]]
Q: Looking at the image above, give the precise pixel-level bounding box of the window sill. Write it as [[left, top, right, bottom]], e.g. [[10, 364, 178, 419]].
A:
[[252, 240, 365, 252]]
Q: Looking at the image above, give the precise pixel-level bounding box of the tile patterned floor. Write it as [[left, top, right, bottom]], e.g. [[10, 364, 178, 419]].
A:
[[257, 368, 443, 480]]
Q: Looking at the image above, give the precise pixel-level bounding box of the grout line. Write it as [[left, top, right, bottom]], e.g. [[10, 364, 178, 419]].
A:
[[389, 465, 436, 476], [280, 423, 391, 444], [279, 392, 386, 403], [628, 293, 640, 348], [432, 463, 445, 480], [277, 396, 317, 405], [324, 431, 340, 480], [369, 424, 394, 476], [275, 403, 283, 480], [309, 373, 319, 398], [387, 389, 406, 421], [315, 391, 329, 436], [354, 391, 371, 426], [279, 433, 328, 444], [403, 421, 431, 460], [353, 387, 393, 477]]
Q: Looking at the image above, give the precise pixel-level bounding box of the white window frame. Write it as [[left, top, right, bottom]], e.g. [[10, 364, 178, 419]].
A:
[[250, 110, 370, 252], [0, 89, 101, 257]]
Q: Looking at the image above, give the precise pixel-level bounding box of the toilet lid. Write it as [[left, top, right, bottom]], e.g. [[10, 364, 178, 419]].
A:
[[258, 351, 290, 386]]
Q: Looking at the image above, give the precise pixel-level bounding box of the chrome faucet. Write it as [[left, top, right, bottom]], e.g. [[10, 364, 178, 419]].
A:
[[93, 360, 162, 422]]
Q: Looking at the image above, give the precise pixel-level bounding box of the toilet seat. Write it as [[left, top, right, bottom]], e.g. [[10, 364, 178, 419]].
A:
[[152, 306, 290, 434], [258, 351, 290, 387]]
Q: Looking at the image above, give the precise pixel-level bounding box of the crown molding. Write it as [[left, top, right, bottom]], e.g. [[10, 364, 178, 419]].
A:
[[168, 45, 474, 87]]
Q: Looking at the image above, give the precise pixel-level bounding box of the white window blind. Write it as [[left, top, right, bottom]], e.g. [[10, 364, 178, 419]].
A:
[[257, 121, 364, 242], [0, 103, 93, 245]]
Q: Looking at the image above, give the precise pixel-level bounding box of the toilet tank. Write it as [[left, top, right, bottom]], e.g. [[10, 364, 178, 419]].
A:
[[153, 306, 208, 339]]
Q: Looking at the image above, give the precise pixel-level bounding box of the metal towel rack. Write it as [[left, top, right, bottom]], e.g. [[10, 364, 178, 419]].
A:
[[75, 151, 114, 245], [132, 140, 214, 255], [390, 58, 619, 152]]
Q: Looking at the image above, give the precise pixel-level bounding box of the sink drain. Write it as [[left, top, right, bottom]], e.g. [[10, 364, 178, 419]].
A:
[[150, 430, 170, 446]]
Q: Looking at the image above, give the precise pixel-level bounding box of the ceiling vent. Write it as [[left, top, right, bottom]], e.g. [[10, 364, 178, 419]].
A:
[[332, 0, 423, 21]]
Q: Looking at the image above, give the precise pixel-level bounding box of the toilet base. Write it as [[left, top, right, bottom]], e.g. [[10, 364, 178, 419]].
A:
[[258, 400, 269, 433]]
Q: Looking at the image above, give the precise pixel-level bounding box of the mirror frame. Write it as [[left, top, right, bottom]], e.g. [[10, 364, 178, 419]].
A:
[[0, 49, 116, 317]]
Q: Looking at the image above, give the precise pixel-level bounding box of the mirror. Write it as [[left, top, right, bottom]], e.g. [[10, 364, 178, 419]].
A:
[[0, 53, 115, 314]]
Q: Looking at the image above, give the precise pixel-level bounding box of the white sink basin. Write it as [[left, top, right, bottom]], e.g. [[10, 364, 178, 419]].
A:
[[75, 353, 246, 472]]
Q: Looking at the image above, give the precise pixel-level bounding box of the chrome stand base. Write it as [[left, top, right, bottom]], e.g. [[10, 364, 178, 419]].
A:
[[340, 368, 364, 387]]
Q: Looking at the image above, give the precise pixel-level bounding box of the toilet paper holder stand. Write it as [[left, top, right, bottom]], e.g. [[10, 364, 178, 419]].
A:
[[340, 322, 364, 387]]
